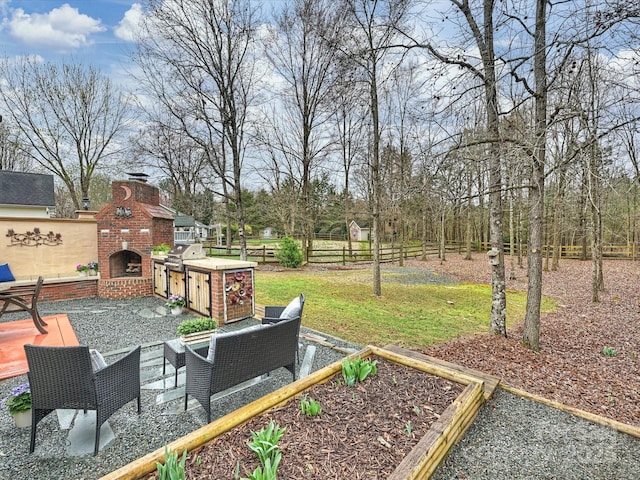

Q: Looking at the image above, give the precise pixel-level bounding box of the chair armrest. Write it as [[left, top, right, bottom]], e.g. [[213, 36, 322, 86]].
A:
[[185, 344, 214, 375], [185, 345, 215, 396], [95, 346, 141, 400], [264, 306, 285, 318]]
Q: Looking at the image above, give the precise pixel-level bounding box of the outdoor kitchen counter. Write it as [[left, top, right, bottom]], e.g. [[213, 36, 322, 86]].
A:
[[152, 255, 257, 324], [182, 257, 257, 270]]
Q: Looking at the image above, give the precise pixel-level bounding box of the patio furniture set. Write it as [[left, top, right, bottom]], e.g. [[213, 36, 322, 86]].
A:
[[20, 293, 305, 456]]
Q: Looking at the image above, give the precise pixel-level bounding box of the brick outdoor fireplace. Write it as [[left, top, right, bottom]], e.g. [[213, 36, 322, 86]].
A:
[[95, 174, 174, 299]]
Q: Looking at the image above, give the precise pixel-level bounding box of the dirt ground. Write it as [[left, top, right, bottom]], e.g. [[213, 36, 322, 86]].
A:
[[414, 255, 640, 428]]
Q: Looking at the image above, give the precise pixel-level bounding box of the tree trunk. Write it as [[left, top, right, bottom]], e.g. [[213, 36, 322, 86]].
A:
[[522, 0, 547, 352], [465, 170, 473, 260], [440, 210, 446, 262], [509, 191, 516, 279]]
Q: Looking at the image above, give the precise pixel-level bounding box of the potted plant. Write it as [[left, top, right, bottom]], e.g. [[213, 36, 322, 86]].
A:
[[2, 382, 32, 428], [176, 317, 217, 344], [166, 294, 186, 315], [87, 261, 99, 276], [76, 263, 90, 277], [152, 243, 171, 257]]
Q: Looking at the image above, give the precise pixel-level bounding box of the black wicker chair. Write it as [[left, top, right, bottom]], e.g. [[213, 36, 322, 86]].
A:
[[261, 293, 305, 363], [185, 316, 300, 423], [24, 344, 141, 455]]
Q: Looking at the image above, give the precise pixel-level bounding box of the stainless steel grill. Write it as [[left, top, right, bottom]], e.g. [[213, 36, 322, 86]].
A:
[[164, 243, 206, 271]]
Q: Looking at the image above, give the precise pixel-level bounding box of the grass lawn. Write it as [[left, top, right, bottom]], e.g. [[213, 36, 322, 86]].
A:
[[255, 267, 556, 350]]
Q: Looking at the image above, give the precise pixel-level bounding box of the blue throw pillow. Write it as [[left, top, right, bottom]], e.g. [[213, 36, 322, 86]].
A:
[[0, 263, 15, 282]]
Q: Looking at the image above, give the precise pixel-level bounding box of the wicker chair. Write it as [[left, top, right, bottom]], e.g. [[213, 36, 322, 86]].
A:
[[261, 293, 305, 363], [185, 316, 300, 422], [24, 344, 141, 456]]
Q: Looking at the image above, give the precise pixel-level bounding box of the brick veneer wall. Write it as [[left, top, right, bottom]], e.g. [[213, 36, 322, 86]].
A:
[[210, 270, 224, 324], [38, 279, 98, 302], [98, 277, 153, 299]]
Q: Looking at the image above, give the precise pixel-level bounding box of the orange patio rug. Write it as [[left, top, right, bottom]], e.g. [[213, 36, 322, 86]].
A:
[[0, 315, 78, 381]]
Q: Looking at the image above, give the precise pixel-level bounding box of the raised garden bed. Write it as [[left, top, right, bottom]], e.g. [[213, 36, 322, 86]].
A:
[[100, 346, 487, 480]]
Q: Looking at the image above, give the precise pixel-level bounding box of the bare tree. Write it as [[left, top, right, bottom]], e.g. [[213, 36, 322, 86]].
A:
[[262, 0, 346, 263], [333, 84, 368, 259], [340, 0, 412, 297], [132, 115, 211, 215], [0, 57, 130, 214], [405, 0, 508, 335], [0, 118, 33, 171], [136, 0, 259, 260]]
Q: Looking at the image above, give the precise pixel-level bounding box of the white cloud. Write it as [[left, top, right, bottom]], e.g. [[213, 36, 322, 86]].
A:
[[114, 3, 144, 43], [7, 3, 105, 52]]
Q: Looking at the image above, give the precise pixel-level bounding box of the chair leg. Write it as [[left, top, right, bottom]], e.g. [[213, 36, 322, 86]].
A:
[[137, 396, 141, 414], [94, 421, 101, 456], [29, 418, 37, 453]]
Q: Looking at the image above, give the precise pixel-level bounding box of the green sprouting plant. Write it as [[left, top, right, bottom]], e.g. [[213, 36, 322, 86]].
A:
[[275, 237, 303, 268], [156, 446, 187, 480], [392, 375, 397, 386], [404, 421, 413, 437], [341, 357, 378, 387], [412, 405, 421, 415], [300, 395, 322, 417], [176, 317, 217, 335], [603, 346, 617, 357], [242, 453, 281, 480], [247, 421, 286, 466]]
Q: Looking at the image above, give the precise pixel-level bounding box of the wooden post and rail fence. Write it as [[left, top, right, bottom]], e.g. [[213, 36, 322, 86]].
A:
[[201, 240, 640, 265]]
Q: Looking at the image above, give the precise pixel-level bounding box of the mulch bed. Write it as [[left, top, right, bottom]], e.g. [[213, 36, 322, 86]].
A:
[[166, 357, 463, 479], [415, 256, 640, 428]]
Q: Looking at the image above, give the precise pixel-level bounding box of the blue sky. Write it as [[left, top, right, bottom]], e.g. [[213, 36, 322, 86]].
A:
[[0, 1, 141, 77]]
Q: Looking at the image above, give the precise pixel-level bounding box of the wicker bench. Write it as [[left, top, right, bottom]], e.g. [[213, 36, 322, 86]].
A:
[[184, 316, 301, 422]]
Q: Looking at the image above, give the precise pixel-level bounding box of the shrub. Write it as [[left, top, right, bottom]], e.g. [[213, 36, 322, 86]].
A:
[[275, 237, 303, 268], [358, 242, 372, 260], [153, 243, 171, 255], [176, 318, 217, 335]]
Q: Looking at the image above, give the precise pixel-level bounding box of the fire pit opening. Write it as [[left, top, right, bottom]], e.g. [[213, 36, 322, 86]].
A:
[[109, 250, 143, 278]]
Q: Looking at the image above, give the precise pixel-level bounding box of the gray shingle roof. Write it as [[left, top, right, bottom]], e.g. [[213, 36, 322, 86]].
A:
[[0, 171, 55, 207]]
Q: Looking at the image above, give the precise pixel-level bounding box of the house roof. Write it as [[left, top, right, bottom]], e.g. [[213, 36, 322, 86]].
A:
[[0, 171, 55, 207], [140, 204, 174, 220], [174, 213, 196, 227], [350, 220, 371, 229]]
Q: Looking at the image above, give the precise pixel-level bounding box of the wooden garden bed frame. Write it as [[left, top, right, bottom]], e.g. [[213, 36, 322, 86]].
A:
[[100, 345, 498, 480]]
